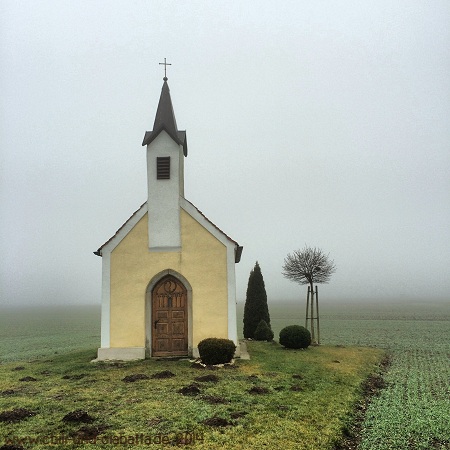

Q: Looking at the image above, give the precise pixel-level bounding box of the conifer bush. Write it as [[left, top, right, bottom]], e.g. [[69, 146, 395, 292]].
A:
[[253, 319, 274, 341], [279, 325, 311, 349], [243, 262, 271, 339], [197, 338, 236, 365]]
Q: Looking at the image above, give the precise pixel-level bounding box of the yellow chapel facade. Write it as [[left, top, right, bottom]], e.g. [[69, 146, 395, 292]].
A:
[[94, 75, 242, 361]]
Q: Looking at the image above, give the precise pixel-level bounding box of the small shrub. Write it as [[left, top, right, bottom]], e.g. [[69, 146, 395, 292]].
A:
[[279, 325, 311, 349], [253, 319, 274, 341], [198, 338, 236, 365]]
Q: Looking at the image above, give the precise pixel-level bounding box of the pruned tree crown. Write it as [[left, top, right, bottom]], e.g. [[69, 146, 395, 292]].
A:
[[282, 246, 336, 286]]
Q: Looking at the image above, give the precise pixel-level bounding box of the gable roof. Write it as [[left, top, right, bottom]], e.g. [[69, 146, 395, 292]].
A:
[[94, 199, 242, 263], [142, 79, 188, 156]]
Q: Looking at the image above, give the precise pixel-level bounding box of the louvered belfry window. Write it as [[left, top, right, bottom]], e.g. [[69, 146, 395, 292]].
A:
[[157, 157, 170, 179]]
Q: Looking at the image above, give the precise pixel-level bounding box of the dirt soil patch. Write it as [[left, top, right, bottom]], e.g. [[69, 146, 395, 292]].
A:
[[290, 384, 304, 391], [147, 417, 164, 426], [202, 416, 233, 427], [0, 390, 16, 396], [0, 445, 25, 450], [429, 437, 449, 449], [178, 384, 201, 396], [248, 386, 270, 395], [122, 374, 150, 382], [12, 367, 25, 371], [194, 374, 219, 383], [0, 408, 36, 423], [71, 424, 109, 440], [18, 376, 37, 382], [230, 411, 248, 419], [151, 370, 176, 379], [363, 374, 387, 394], [334, 353, 392, 450], [62, 410, 95, 424]]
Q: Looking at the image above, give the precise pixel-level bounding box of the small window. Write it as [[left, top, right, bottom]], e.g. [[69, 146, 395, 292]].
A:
[[157, 157, 170, 179]]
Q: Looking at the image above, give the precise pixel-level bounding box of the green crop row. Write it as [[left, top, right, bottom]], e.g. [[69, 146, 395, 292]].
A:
[[319, 314, 449, 449], [359, 348, 450, 450]]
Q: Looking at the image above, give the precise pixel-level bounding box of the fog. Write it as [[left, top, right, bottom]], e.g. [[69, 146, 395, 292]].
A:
[[1, 1, 449, 307]]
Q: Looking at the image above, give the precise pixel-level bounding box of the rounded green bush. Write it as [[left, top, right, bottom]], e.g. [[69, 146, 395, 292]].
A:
[[253, 319, 274, 341], [279, 325, 311, 349], [197, 338, 236, 365]]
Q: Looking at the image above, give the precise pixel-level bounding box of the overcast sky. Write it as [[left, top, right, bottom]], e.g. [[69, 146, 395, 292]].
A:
[[1, 1, 449, 308]]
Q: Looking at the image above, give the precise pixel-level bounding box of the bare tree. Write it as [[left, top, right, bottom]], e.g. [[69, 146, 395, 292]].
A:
[[282, 246, 336, 343]]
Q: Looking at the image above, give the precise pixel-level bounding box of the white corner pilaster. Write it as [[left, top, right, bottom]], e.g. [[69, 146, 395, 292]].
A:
[[100, 252, 111, 348]]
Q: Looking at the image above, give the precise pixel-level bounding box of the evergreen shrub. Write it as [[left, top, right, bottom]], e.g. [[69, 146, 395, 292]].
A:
[[243, 262, 271, 339], [253, 320, 274, 341], [279, 325, 311, 349], [197, 338, 236, 365]]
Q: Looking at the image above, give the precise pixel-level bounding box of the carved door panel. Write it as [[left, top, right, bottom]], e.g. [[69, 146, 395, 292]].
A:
[[152, 275, 188, 357]]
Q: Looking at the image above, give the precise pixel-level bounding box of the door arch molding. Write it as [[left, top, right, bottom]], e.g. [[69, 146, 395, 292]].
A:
[[145, 269, 193, 357]]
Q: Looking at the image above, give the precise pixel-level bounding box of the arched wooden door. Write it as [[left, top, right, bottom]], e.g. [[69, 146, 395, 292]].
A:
[[152, 275, 188, 357]]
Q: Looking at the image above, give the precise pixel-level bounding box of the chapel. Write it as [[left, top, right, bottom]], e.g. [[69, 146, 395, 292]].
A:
[[94, 69, 243, 360]]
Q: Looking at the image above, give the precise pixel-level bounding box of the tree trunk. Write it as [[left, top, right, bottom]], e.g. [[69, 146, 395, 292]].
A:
[[315, 285, 320, 345], [310, 282, 315, 343], [305, 286, 310, 329]]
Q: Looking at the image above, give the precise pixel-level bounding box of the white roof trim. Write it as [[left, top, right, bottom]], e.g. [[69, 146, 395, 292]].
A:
[[180, 198, 237, 250], [97, 197, 240, 257], [99, 203, 148, 256]]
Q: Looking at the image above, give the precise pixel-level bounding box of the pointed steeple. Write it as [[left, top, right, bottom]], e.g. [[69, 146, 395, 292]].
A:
[[142, 78, 187, 156], [152, 79, 178, 138]]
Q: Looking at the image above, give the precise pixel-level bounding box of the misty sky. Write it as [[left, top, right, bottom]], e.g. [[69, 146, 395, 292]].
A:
[[1, 1, 449, 307]]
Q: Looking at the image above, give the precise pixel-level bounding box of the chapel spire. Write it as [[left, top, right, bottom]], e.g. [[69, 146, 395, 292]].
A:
[[152, 80, 179, 138], [142, 64, 187, 251], [142, 64, 187, 156]]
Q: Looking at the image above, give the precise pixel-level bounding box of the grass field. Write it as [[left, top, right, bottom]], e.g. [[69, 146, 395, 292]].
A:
[[0, 342, 381, 450], [248, 300, 450, 449], [1, 300, 449, 449], [0, 305, 100, 362]]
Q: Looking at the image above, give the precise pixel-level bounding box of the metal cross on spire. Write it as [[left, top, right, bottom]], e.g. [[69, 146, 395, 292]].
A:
[[159, 58, 172, 81]]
